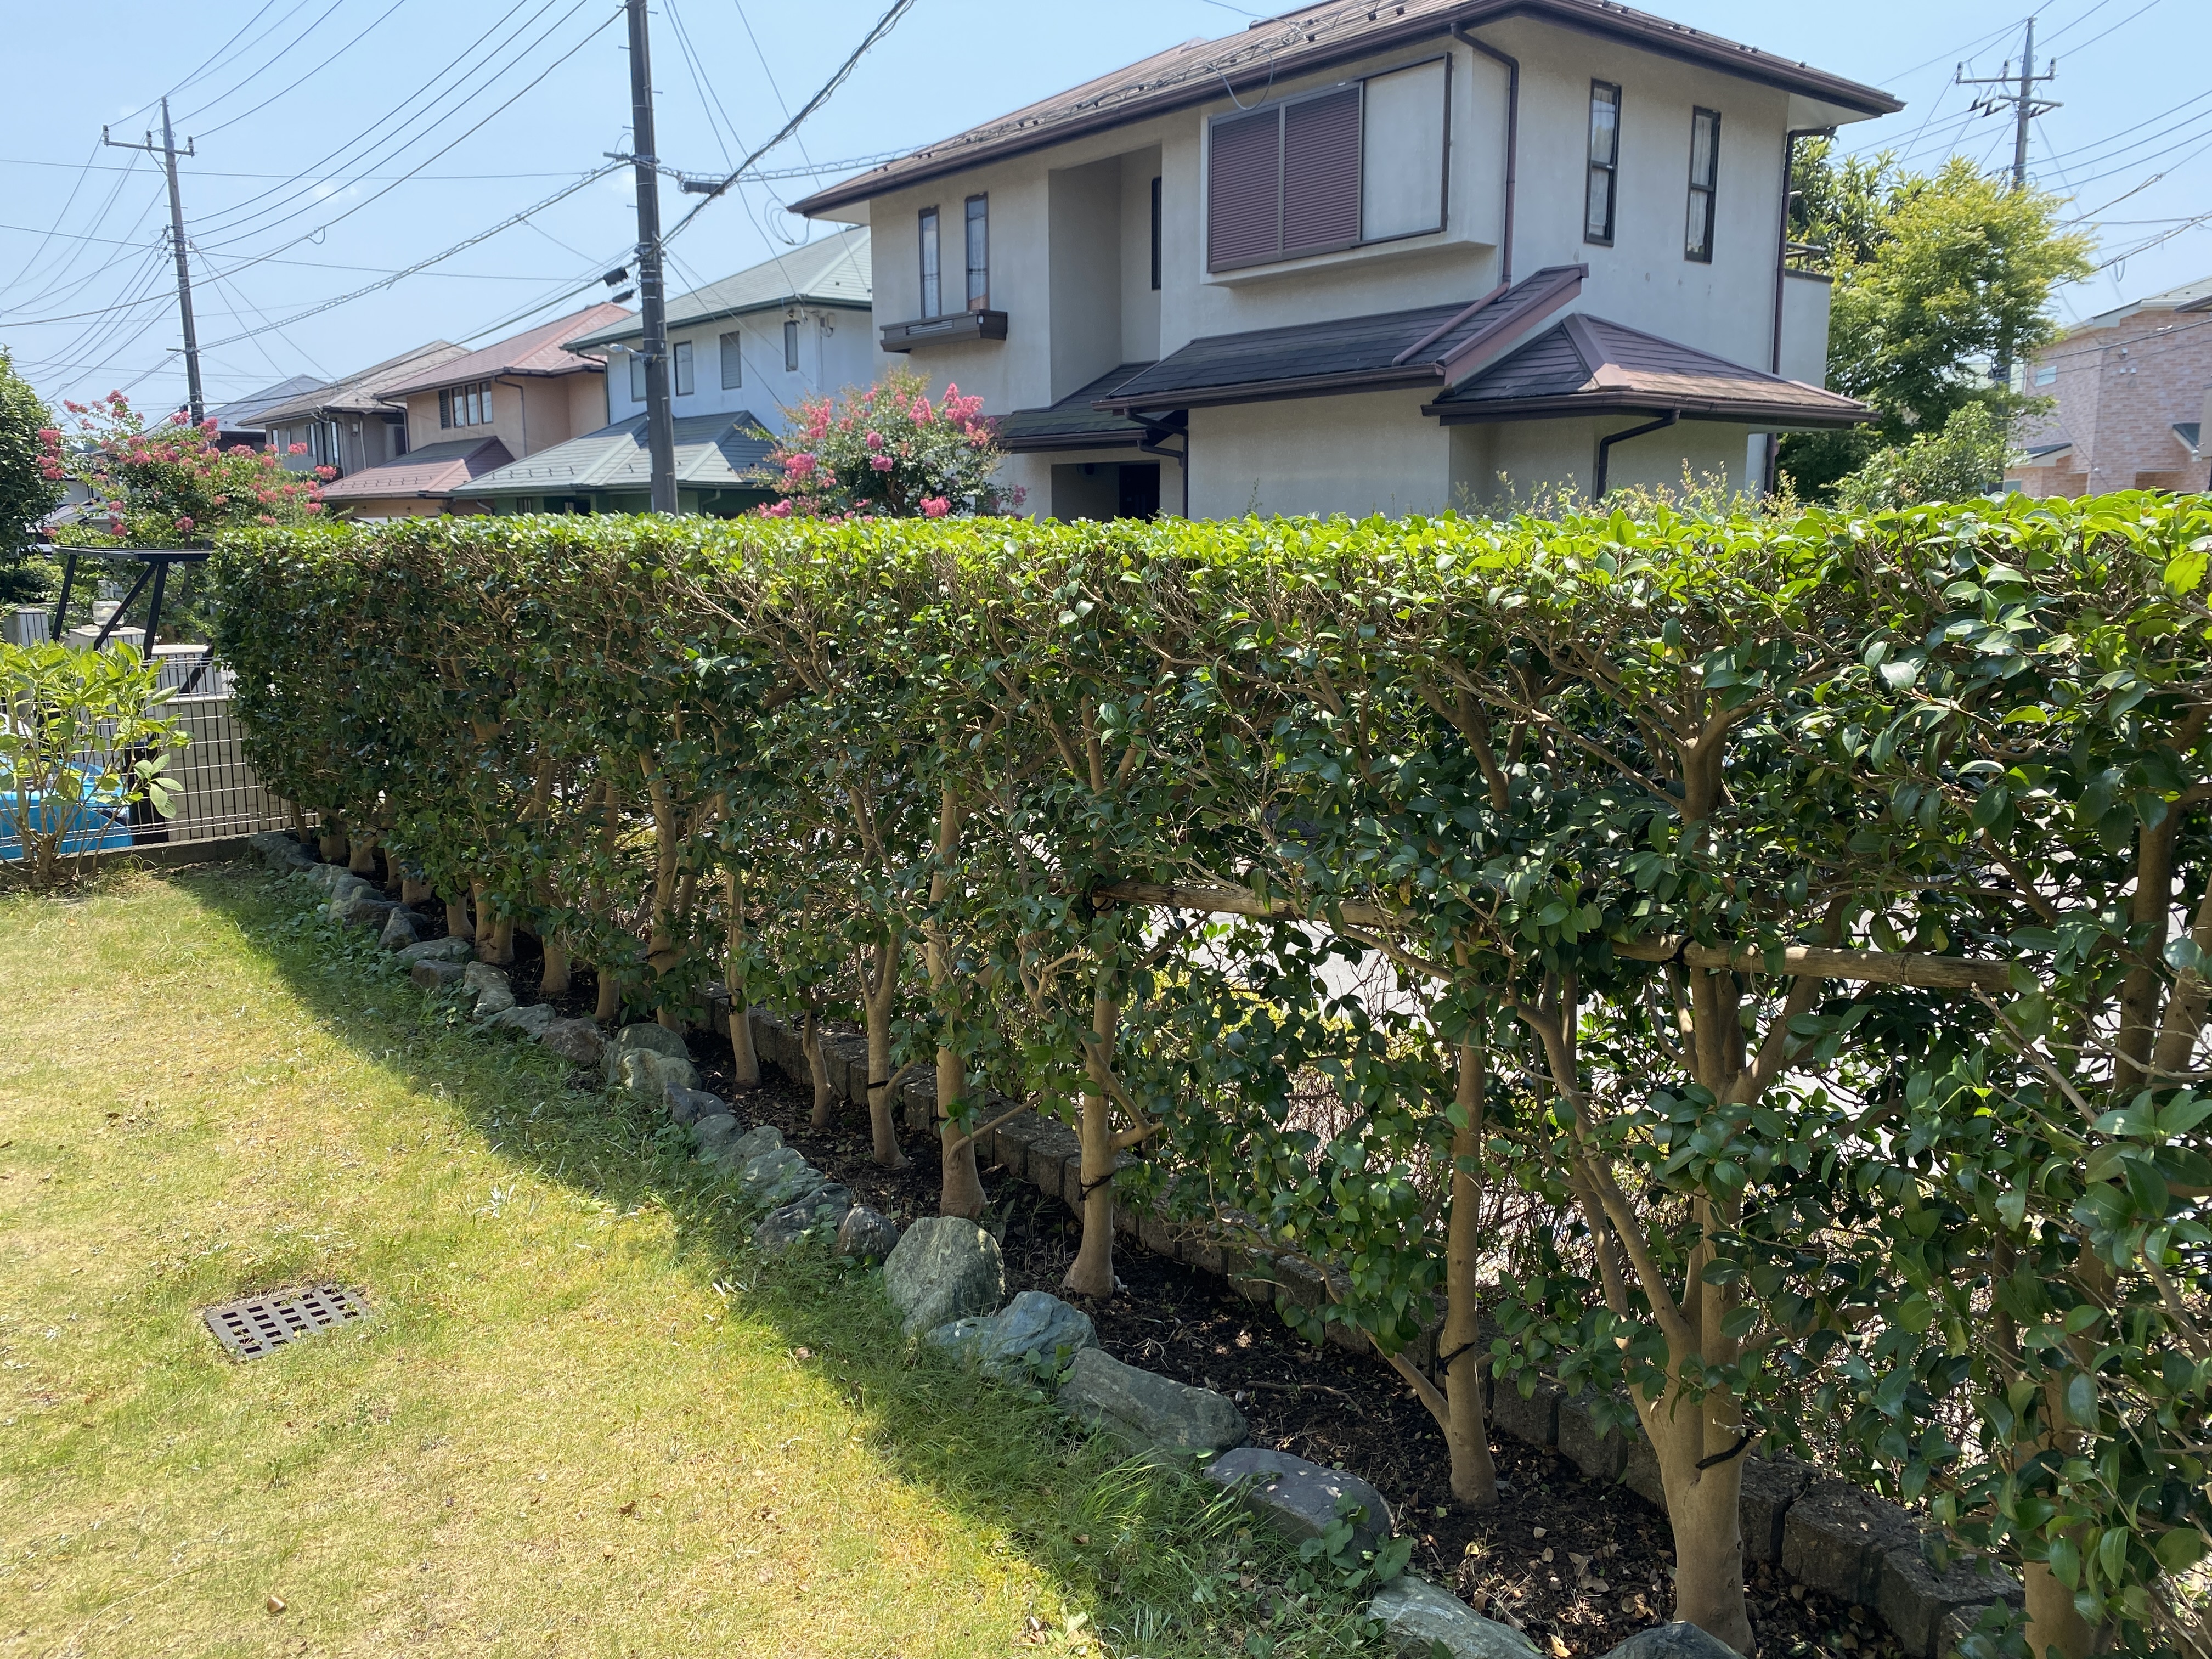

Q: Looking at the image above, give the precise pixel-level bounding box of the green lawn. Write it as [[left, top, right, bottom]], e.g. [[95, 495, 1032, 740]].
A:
[[0, 866, 1372, 1658]]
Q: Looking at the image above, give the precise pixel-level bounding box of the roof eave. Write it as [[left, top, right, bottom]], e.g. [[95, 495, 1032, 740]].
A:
[[792, 0, 1898, 216], [1099, 365, 1442, 413], [1424, 390, 1874, 426], [568, 295, 872, 352]]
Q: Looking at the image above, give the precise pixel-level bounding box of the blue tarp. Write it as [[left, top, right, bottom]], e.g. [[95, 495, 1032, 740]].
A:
[[0, 785, 134, 861]]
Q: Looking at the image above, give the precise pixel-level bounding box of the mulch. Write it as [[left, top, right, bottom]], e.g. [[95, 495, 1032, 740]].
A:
[[365, 879, 1895, 1659]]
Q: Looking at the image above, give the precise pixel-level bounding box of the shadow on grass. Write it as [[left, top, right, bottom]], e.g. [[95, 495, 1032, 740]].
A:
[[173, 863, 1386, 1659]]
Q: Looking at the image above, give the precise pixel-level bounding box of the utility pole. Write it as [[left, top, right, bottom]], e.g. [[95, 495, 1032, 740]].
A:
[[1959, 19, 2059, 384], [624, 0, 678, 512], [104, 97, 205, 424]]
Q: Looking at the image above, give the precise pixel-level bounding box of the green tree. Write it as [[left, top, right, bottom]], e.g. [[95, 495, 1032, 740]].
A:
[[0, 349, 64, 606], [1782, 144, 2092, 500], [1833, 399, 2010, 510]]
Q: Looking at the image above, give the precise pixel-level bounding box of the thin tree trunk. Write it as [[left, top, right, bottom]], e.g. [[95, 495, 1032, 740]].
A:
[[400, 873, 432, 907], [1442, 1041, 1498, 1507], [318, 827, 346, 864], [927, 782, 983, 1217], [594, 968, 620, 1023], [540, 941, 571, 998], [862, 931, 907, 1168], [347, 830, 377, 876], [725, 873, 760, 1090], [1064, 980, 1120, 1299], [804, 1011, 835, 1128], [445, 894, 474, 942]]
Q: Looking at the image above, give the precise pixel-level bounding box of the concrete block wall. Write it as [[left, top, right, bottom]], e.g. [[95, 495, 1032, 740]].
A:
[[724, 1006, 2022, 1656]]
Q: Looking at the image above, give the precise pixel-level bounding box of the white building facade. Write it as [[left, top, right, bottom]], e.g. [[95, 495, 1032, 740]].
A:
[[792, 0, 1891, 520]]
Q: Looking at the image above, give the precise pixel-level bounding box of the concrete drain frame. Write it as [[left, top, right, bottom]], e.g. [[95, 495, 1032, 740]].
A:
[[201, 1285, 372, 1360]]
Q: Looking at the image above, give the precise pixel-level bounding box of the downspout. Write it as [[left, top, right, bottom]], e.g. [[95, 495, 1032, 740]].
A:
[[1594, 409, 1678, 499], [1767, 127, 1830, 492], [1452, 25, 1517, 286]]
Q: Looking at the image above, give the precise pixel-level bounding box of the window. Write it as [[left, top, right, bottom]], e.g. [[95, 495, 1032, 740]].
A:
[[1205, 59, 1447, 274], [673, 338, 694, 396], [628, 350, 646, 403], [437, 390, 449, 428], [2035, 363, 2058, 386], [720, 330, 743, 390], [783, 319, 800, 373], [1684, 107, 1719, 262], [918, 206, 941, 317], [1150, 176, 1162, 290], [964, 195, 989, 311], [1585, 82, 1621, 246]]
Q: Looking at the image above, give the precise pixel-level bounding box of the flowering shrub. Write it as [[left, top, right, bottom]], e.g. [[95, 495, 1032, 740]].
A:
[[43, 391, 328, 549], [755, 368, 1014, 518]]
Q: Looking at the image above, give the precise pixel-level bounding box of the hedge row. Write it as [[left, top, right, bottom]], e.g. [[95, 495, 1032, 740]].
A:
[[211, 494, 2212, 1659]]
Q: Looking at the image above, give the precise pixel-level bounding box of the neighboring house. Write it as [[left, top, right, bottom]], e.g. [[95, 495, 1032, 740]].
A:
[[205, 374, 326, 451], [449, 412, 777, 516], [791, 0, 1892, 520], [2008, 275, 2212, 497], [566, 228, 880, 428], [314, 303, 633, 519], [258, 341, 468, 481]]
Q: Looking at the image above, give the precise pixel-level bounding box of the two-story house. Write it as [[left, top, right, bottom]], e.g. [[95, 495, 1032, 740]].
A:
[[450, 234, 881, 515], [2008, 275, 2212, 498], [259, 341, 466, 482], [791, 0, 1895, 520], [312, 303, 632, 519]]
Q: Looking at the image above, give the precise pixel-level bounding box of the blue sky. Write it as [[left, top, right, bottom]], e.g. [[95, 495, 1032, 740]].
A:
[[3, 0, 2205, 418]]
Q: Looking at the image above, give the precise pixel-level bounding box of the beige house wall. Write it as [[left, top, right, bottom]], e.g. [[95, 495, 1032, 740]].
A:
[[2012, 308, 2212, 496], [398, 371, 603, 462]]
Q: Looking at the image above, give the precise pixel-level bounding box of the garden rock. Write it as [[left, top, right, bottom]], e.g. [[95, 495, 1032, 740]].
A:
[[727, 1124, 783, 1161], [835, 1205, 900, 1260], [1368, 1577, 1540, 1659], [331, 888, 398, 929], [601, 1022, 691, 1085], [1204, 1447, 1392, 1559], [1492, 1376, 1564, 1447], [754, 1184, 855, 1253], [1558, 1393, 1635, 1482], [616, 1048, 697, 1100], [1596, 1622, 1742, 1659], [883, 1216, 1005, 1335], [483, 1002, 555, 1039], [691, 1114, 746, 1160], [398, 936, 473, 965], [462, 961, 515, 1017], [735, 1146, 828, 1210], [1056, 1347, 1246, 1455], [664, 1085, 726, 1127], [927, 1290, 1096, 1381], [537, 1017, 603, 1069], [377, 909, 422, 950], [410, 957, 465, 990]]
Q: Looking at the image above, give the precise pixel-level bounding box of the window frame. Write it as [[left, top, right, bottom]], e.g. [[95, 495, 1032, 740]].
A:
[[1684, 106, 1719, 263], [719, 330, 743, 390], [963, 194, 989, 312], [1150, 175, 1162, 291], [1585, 80, 1622, 248], [783, 318, 800, 374], [438, 390, 451, 429], [628, 351, 646, 404], [672, 338, 695, 397], [1203, 54, 1452, 276], [918, 205, 941, 318]]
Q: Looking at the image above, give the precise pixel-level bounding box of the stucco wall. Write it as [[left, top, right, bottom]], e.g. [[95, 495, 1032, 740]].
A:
[[1453, 414, 1756, 509], [1190, 392, 1452, 518], [1778, 272, 1831, 386]]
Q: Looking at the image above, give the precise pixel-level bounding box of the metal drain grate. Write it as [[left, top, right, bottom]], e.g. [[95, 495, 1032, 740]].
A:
[[201, 1285, 371, 1360]]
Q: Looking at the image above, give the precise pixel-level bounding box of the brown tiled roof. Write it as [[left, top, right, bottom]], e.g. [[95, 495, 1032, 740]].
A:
[[255, 341, 467, 424], [793, 0, 1899, 216], [1425, 313, 1871, 427], [1092, 264, 1584, 411], [374, 303, 633, 399], [318, 436, 514, 501]]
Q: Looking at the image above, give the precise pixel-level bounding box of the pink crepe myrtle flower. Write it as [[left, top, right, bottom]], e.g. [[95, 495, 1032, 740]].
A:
[[868, 454, 894, 472], [920, 496, 951, 518], [174, 515, 195, 533], [864, 430, 884, 450], [288, 442, 308, 455]]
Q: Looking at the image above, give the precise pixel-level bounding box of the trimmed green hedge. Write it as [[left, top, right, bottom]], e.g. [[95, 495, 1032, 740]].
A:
[[213, 494, 2212, 1657]]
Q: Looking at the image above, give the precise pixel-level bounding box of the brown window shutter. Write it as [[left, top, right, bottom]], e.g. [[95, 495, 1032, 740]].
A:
[[1207, 107, 1282, 270], [1282, 87, 1361, 256]]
